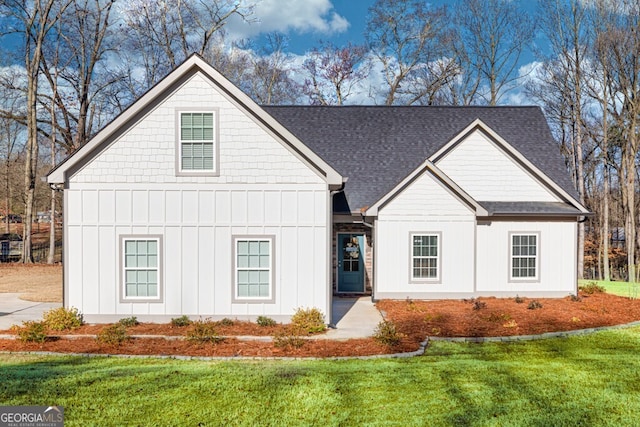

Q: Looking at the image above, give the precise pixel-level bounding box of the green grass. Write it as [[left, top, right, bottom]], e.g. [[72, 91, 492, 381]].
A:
[[2, 328, 640, 426], [579, 279, 640, 298]]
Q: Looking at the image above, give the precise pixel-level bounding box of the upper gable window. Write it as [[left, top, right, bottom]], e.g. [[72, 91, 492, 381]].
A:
[[177, 111, 218, 175]]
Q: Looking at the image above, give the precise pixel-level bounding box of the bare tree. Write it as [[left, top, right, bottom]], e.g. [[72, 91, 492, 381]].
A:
[[0, 0, 71, 263], [302, 42, 370, 106], [452, 0, 536, 105], [38, 0, 118, 152], [118, 0, 254, 99], [0, 87, 24, 234], [598, 0, 640, 281], [365, 0, 453, 105], [244, 33, 299, 105], [537, 0, 590, 279]]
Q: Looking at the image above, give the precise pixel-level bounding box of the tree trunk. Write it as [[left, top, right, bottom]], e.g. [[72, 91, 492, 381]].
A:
[[603, 166, 610, 281], [22, 67, 39, 264]]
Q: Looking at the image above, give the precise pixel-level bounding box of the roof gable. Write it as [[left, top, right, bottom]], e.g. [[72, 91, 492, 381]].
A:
[[432, 119, 587, 212], [366, 160, 487, 217], [48, 54, 342, 186]]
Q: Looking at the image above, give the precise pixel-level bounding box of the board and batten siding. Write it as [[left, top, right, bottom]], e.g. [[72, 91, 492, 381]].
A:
[[476, 220, 577, 296], [436, 130, 559, 202], [65, 72, 330, 322], [375, 169, 476, 298]]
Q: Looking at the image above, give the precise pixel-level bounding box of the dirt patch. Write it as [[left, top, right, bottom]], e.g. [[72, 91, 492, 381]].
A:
[[0, 264, 62, 302], [1, 292, 639, 358]]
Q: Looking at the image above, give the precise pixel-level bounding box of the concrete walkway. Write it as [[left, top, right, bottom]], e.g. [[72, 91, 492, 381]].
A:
[[0, 293, 60, 330], [325, 296, 384, 339]]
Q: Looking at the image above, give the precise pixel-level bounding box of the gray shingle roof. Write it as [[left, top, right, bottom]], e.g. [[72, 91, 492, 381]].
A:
[[263, 105, 579, 213], [480, 202, 583, 216]]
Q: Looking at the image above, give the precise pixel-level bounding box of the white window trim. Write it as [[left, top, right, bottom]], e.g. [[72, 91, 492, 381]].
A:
[[509, 232, 540, 282], [119, 235, 163, 303], [175, 109, 220, 176], [232, 235, 276, 303], [409, 232, 442, 284]]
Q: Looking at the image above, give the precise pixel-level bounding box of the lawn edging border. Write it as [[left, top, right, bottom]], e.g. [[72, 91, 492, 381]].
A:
[[0, 338, 430, 361]]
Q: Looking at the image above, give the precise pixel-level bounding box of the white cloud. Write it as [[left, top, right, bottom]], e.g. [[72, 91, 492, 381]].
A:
[[227, 0, 350, 39]]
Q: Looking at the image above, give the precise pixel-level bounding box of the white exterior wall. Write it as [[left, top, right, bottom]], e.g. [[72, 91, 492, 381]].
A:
[[375, 170, 476, 298], [436, 130, 559, 202], [476, 220, 577, 296], [65, 73, 330, 322]]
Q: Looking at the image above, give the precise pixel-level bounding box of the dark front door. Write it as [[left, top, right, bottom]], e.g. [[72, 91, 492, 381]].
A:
[[337, 233, 365, 293]]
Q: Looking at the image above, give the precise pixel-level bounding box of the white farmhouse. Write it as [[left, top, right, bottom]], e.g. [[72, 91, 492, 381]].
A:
[[48, 55, 588, 323]]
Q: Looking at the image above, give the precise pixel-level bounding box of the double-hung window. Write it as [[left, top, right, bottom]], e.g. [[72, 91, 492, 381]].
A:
[[510, 233, 538, 280], [121, 236, 162, 301], [179, 111, 216, 173], [411, 233, 440, 281], [233, 236, 275, 302]]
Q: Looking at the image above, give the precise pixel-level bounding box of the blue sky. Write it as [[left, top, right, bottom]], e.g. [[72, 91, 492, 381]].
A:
[[238, 0, 543, 63]]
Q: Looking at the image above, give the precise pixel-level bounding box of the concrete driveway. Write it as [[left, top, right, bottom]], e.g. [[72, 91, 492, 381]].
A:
[[0, 293, 60, 330]]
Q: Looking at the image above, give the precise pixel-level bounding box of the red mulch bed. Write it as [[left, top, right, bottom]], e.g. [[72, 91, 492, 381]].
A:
[[378, 292, 640, 343], [1, 292, 639, 358]]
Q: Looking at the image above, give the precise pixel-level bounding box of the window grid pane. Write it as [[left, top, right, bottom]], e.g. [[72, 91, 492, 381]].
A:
[[180, 112, 214, 171], [412, 235, 439, 279], [511, 234, 537, 279], [236, 239, 271, 299], [124, 239, 159, 298]]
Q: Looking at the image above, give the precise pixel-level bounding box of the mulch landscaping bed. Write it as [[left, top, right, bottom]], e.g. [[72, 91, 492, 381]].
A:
[[378, 292, 640, 342], [1, 292, 639, 358]]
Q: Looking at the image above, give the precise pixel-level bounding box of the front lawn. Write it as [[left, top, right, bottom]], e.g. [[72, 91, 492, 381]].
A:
[[2, 327, 640, 426], [580, 279, 640, 299]]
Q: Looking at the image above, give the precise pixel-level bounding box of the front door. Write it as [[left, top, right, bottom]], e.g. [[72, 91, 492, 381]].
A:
[[337, 233, 365, 293]]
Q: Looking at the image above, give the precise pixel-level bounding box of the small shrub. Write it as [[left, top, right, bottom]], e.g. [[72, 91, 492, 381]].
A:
[[503, 320, 518, 328], [527, 300, 543, 310], [216, 318, 235, 327], [430, 327, 441, 336], [43, 307, 83, 331], [424, 313, 443, 322], [514, 295, 525, 304], [373, 320, 405, 347], [290, 307, 326, 334], [487, 312, 511, 322], [579, 282, 605, 295], [187, 319, 224, 344], [16, 321, 47, 343], [171, 315, 192, 327], [256, 316, 277, 327], [273, 327, 306, 349], [118, 316, 139, 327], [472, 300, 487, 310], [97, 324, 129, 346]]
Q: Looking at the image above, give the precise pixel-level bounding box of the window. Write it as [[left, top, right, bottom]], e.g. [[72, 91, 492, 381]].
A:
[[121, 236, 162, 301], [411, 234, 440, 281], [233, 237, 275, 302], [511, 234, 538, 280], [179, 112, 215, 172]]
